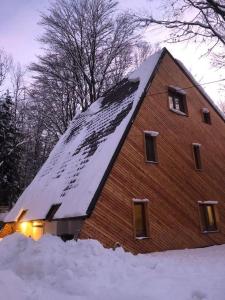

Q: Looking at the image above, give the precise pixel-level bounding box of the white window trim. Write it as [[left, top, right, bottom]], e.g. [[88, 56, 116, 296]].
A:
[[133, 198, 149, 203], [169, 85, 186, 95], [144, 131, 159, 137], [169, 107, 187, 116], [202, 108, 209, 113], [198, 201, 218, 204], [192, 143, 201, 147]]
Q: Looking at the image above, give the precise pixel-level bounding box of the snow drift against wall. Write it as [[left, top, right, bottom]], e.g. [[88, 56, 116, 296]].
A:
[[0, 234, 225, 300]]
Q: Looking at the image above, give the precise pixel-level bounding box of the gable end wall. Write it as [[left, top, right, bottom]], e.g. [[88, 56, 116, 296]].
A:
[[79, 53, 225, 253]]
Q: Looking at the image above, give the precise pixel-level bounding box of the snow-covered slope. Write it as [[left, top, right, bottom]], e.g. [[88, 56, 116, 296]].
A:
[[5, 49, 163, 222], [0, 234, 225, 300]]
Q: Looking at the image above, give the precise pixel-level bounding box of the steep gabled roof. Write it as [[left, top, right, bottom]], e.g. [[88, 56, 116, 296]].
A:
[[5, 48, 224, 223], [5, 49, 165, 222]]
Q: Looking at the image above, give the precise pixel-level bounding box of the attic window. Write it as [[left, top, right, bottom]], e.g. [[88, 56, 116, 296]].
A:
[[144, 131, 159, 163], [202, 108, 211, 124], [46, 204, 61, 221], [133, 199, 149, 239], [192, 143, 202, 170], [16, 209, 28, 222], [198, 202, 218, 232], [168, 87, 188, 115]]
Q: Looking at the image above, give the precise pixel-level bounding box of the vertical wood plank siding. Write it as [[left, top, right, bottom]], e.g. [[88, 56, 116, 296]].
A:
[[79, 53, 225, 253]]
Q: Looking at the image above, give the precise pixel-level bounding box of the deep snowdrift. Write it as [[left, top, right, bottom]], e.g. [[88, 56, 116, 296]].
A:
[[0, 234, 225, 300]]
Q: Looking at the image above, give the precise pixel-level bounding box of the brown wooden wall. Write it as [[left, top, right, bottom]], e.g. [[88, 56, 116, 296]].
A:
[[79, 52, 225, 253]]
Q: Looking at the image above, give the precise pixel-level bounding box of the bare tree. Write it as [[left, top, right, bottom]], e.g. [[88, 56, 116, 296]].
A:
[[10, 63, 27, 122], [0, 49, 12, 89], [30, 0, 139, 117], [135, 0, 225, 64], [131, 42, 160, 69]]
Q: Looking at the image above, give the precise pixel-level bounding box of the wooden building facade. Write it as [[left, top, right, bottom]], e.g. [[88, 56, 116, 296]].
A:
[[79, 51, 225, 253], [2, 49, 225, 253]]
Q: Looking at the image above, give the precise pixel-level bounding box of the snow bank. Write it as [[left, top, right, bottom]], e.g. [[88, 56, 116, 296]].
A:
[[0, 234, 225, 300]]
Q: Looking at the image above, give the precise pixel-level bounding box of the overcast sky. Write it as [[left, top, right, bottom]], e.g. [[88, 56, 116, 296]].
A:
[[0, 0, 223, 104]]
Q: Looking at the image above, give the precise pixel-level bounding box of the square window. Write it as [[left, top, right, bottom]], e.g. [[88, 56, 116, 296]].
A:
[[168, 87, 188, 115], [199, 203, 218, 232], [133, 201, 149, 238], [144, 131, 158, 163]]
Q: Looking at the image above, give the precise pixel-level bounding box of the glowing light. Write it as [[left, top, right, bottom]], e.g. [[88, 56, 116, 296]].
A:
[[17, 221, 44, 240], [20, 222, 28, 232], [19, 222, 32, 237], [32, 221, 43, 227]]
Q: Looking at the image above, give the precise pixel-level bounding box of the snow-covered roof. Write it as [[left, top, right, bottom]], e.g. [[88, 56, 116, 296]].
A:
[[6, 48, 224, 223], [5, 49, 164, 222], [0, 213, 7, 222]]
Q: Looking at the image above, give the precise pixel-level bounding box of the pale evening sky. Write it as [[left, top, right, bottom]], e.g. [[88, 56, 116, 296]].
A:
[[0, 0, 223, 104]]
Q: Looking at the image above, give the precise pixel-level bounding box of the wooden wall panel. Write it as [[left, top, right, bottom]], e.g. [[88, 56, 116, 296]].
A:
[[79, 53, 225, 253]]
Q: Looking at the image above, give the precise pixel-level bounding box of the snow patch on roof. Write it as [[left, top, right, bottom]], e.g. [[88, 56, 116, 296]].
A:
[[5, 49, 164, 222]]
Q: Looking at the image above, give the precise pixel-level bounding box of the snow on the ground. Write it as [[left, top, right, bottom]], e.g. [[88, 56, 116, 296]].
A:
[[0, 234, 225, 300]]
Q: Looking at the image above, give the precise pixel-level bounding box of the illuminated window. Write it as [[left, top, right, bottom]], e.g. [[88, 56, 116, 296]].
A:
[[144, 131, 159, 163], [192, 143, 202, 170], [133, 200, 149, 238], [46, 204, 61, 221], [199, 203, 218, 232], [168, 87, 188, 115], [202, 108, 211, 124]]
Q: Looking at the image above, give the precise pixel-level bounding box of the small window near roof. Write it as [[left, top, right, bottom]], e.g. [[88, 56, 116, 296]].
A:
[[168, 86, 188, 115], [192, 143, 202, 170], [202, 108, 211, 124], [198, 202, 218, 232], [133, 200, 149, 238], [46, 204, 61, 221], [144, 131, 159, 163]]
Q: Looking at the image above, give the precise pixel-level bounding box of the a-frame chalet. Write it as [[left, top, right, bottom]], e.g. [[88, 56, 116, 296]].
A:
[[2, 48, 225, 253]]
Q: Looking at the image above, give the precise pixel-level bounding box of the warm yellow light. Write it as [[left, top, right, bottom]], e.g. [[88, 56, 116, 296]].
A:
[[31, 221, 44, 240], [20, 222, 28, 232], [32, 221, 43, 227], [19, 221, 32, 237], [17, 221, 44, 240]]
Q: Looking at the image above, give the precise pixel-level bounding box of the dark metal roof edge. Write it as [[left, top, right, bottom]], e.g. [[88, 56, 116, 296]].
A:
[[86, 48, 167, 216], [4, 215, 86, 224]]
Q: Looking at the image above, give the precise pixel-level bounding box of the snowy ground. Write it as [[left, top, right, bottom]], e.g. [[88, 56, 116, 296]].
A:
[[0, 234, 225, 300]]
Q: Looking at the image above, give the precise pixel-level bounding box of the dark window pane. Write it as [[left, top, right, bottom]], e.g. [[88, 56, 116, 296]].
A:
[[168, 89, 187, 114], [178, 96, 186, 113], [145, 134, 157, 162], [134, 202, 147, 237], [203, 112, 211, 124], [174, 97, 180, 110], [193, 145, 202, 170]]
